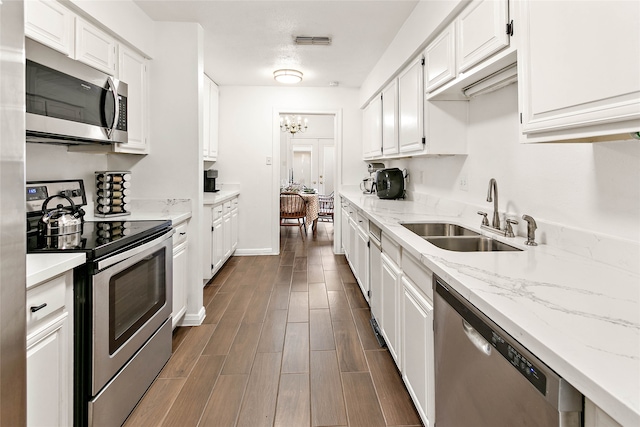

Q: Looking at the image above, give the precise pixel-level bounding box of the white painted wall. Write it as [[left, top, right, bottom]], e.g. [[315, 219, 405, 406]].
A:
[[217, 86, 363, 254], [109, 22, 206, 324], [387, 83, 640, 241]]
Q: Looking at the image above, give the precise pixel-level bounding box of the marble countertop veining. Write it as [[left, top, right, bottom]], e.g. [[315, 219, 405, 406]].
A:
[[340, 189, 640, 426]]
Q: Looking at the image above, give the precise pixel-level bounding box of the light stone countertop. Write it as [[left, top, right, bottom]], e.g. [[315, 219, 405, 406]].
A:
[[27, 253, 86, 290], [340, 189, 639, 427], [203, 189, 240, 205]]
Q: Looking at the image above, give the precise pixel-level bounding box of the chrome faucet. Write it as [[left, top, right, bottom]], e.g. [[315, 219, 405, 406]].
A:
[[486, 178, 500, 229]]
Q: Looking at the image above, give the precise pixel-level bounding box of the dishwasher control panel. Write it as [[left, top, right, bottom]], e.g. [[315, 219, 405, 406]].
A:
[[491, 332, 546, 395]]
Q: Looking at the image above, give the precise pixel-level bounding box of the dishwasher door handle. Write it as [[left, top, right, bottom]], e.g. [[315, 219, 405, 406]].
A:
[[462, 320, 492, 356]]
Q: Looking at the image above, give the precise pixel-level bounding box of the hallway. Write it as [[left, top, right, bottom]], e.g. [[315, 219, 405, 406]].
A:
[[124, 223, 422, 426]]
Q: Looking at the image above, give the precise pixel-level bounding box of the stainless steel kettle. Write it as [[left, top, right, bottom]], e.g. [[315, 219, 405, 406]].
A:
[[39, 195, 85, 248]]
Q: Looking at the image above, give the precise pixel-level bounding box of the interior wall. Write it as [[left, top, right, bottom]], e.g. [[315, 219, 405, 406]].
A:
[[386, 83, 640, 241], [217, 86, 362, 253]]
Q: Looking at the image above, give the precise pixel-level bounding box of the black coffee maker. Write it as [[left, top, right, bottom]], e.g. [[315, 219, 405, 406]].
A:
[[204, 169, 219, 192]]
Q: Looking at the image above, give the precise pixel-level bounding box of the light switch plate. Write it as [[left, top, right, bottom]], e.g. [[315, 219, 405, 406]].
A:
[[266, 156, 272, 165]]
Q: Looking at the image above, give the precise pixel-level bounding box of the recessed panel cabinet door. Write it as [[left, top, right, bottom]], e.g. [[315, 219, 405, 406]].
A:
[[115, 45, 149, 154], [519, 1, 640, 141], [25, 0, 74, 56], [456, 0, 509, 73], [382, 80, 398, 155], [425, 23, 456, 92], [398, 56, 425, 154]]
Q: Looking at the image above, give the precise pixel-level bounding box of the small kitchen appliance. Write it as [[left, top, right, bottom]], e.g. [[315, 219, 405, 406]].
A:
[[376, 168, 405, 199], [361, 162, 385, 194], [26, 179, 173, 427], [204, 169, 219, 192]]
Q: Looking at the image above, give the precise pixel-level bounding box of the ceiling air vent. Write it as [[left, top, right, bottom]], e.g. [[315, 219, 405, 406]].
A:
[[294, 36, 331, 46]]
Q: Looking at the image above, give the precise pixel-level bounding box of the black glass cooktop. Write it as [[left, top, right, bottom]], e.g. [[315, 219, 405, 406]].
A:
[[27, 219, 171, 260]]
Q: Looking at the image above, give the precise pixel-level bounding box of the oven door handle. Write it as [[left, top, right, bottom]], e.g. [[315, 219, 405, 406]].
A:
[[97, 229, 174, 271]]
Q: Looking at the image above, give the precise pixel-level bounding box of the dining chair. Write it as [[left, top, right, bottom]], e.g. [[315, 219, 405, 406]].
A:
[[318, 191, 334, 222], [280, 193, 307, 234]]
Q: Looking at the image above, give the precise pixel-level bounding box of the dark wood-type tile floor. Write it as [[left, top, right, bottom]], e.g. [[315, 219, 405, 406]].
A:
[[124, 222, 422, 427]]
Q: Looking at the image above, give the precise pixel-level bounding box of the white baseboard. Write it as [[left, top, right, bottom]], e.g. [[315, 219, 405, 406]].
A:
[[233, 248, 278, 256], [179, 306, 206, 326]]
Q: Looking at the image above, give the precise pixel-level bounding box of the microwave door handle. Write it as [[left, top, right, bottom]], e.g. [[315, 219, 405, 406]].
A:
[[105, 76, 119, 139]]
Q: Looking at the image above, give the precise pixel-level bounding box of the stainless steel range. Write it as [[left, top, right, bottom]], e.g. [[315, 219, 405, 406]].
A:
[[27, 179, 173, 427]]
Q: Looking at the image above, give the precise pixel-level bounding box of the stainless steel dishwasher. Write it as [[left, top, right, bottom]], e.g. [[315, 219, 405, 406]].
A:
[[433, 276, 583, 427]]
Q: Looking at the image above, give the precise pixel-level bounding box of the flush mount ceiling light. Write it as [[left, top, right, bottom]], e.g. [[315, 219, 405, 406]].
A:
[[274, 69, 303, 84]]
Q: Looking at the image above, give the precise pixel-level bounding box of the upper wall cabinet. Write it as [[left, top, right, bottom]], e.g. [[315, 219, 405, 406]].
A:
[[382, 80, 398, 156], [113, 45, 149, 154], [424, 23, 456, 92], [456, 0, 509, 73], [363, 94, 382, 159], [75, 18, 118, 75], [203, 75, 219, 161], [398, 56, 425, 154], [518, 1, 640, 143], [24, 0, 74, 56]]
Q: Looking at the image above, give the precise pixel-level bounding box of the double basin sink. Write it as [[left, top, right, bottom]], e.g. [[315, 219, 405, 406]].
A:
[[400, 222, 521, 252]]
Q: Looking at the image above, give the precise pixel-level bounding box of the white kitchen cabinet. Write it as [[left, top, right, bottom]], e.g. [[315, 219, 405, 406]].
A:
[[363, 94, 382, 159], [203, 75, 219, 161], [355, 215, 370, 302], [382, 80, 398, 156], [400, 252, 435, 427], [380, 251, 402, 367], [231, 197, 239, 252], [340, 199, 352, 259], [222, 201, 232, 259], [113, 44, 149, 154], [74, 17, 117, 75], [348, 216, 358, 274], [518, 1, 640, 143], [26, 271, 73, 427], [584, 397, 623, 427], [172, 219, 189, 329], [456, 0, 509, 73], [369, 228, 382, 322], [424, 22, 456, 92], [25, 0, 74, 56], [398, 55, 425, 154], [203, 196, 239, 282]]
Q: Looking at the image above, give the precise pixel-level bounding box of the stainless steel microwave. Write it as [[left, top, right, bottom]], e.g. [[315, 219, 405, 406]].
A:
[[25, 39, 128, 145]]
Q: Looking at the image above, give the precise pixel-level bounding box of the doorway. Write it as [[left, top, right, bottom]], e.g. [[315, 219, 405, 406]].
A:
[[274, 111, 341, 252]]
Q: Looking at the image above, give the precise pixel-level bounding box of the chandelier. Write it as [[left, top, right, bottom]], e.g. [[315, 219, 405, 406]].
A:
[[280, 116, 308, 135]]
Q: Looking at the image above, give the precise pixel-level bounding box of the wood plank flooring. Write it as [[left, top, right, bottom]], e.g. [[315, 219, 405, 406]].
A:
[[124, 222, 422, 427]]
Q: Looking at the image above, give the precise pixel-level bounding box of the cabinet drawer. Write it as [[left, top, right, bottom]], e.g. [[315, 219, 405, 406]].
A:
[[356, 211, 369, 233], [173, 221, 188, 246], [27, 273, 67, 333], [402, 251, 433, 300], [223, 201, 232, 214], [231, 197, 239, 210], [382, 232, 401, 266], [212, 204, 224, 221]]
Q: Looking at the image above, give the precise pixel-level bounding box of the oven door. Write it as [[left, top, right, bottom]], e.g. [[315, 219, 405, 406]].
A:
[[91, 229, 173, 395]]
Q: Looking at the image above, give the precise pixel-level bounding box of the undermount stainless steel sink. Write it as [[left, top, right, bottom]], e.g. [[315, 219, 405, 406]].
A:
[[426, 236, 522, 252], [400, 222, 480, 237]]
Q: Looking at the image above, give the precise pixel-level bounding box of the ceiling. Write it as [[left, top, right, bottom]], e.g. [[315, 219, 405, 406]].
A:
[[133, 0, 419, 88]]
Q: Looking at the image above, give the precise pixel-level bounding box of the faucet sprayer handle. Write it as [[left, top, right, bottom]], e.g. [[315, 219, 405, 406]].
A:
[[477, 211, 489, 226], [522, 214, 538, 246]]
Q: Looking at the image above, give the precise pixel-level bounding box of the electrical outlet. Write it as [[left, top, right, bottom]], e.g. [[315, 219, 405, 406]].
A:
[[459, 174, 468, 192]]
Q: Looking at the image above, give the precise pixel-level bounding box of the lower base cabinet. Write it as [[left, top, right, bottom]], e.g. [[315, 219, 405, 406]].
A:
[[401, 275, 435, 426], [172, 219, 189, 329], [203, 196, 239, 282], [27, 271, 73, 427], [381, 252, 401, 366]]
